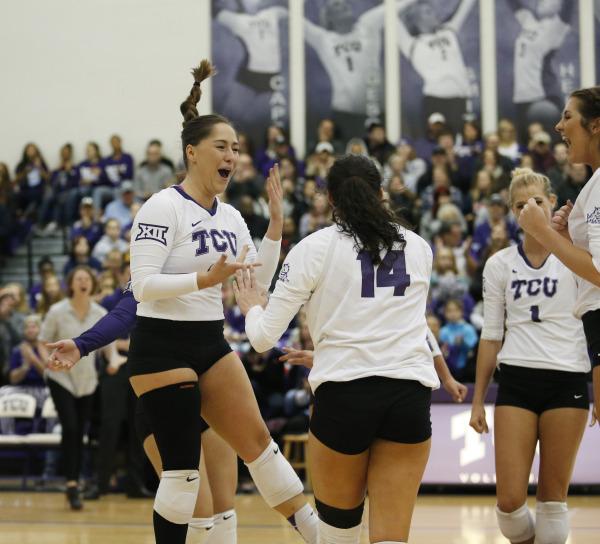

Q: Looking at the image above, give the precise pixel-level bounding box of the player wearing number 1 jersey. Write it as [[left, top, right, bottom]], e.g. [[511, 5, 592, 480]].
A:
[[470, 169, 589, 544], [234, 154, 438, 544]]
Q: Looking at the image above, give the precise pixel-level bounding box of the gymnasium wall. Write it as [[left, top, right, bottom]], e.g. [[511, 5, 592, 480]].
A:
[[0, 0, 597, 167]]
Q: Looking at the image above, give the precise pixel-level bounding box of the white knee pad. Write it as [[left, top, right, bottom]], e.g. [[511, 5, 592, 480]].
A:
[[318, 519, 362, 544], [187, 517, 214, 544], [535, 501, 569, 544], [245, 439, 304, 507], [154, 470, 200, 525], [496, 503, 535, 543]]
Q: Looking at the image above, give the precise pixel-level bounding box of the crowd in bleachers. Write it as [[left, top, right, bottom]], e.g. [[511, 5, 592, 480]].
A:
[[0, 111, 591, 490]]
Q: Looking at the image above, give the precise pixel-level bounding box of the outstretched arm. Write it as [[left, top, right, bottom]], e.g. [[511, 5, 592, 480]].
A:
[[396, 1, 418, 58], [447, 0, 477, 33], [559, 0, 575, 24]]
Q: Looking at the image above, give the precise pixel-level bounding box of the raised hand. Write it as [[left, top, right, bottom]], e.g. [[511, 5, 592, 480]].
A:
[[233, 267, 268, 315], [266, 164, 284, 223]]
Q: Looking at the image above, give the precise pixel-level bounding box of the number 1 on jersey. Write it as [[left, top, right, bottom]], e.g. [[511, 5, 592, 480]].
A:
[[357, 250, 411, 298], [530, 305, 541, 323]]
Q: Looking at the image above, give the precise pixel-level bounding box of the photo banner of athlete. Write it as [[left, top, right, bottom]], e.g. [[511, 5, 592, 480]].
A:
[[304, 0, 385, 144], [496, 0, 580, 144], [211, 0, 290, 147], [397, 0, 480, 140]]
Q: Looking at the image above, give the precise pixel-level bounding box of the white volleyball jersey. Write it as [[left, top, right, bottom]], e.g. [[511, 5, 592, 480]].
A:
[[130, 185, 278, 321], [402, 27, 471, 98], [481, 244, 589, 372], [216, 7, 287, 73], [304, 6, 384, 112], [512, 10, 570, 103], [245, 225, 440, 392], [568, 167, 600, 318]]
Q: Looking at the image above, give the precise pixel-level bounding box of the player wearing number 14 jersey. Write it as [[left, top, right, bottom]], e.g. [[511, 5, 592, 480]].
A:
[[233, 154, 438, 543], [470, 169, 589, 544]]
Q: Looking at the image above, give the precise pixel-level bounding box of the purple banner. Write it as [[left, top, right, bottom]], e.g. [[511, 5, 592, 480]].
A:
[[496, 0, 580, 143], [304, 0, 385, 144], [397, 0, 480, 139], [211, 0, 289, 146], [424, 404, 600, 484]]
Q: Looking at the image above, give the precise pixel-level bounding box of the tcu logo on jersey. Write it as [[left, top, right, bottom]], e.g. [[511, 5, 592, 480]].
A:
[[193, 229, 237, 257], [135, 223, 169, 246], [510, 277, 557, 300]]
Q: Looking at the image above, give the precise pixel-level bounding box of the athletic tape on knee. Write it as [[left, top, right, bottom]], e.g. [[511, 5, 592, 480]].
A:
[[318, 519, 362, 544], [154, 470, 200, 525], [315, 498, 365, 529], [245, 439, 304, 507], [535, 501, 569, 544], [496, 503, 535, 543]]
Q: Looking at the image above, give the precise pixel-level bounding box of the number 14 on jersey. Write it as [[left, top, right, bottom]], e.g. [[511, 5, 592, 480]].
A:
[[357, 250, 411, 298]]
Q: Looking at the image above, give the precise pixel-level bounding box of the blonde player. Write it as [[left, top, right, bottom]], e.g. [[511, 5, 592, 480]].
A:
[[234, 153, 439, 544], [470, 168, 589, 544], [520, 85, 600, 424]]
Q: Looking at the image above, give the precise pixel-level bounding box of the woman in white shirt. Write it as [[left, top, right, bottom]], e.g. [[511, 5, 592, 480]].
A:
[[125, 60, 316, 544], [519, 86, 600, 424], [471, 168, 589, 544], [234, 154, 438, 544]]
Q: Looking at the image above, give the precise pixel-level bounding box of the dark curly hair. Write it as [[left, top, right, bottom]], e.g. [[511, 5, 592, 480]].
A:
[[327, 154, 408, 264]]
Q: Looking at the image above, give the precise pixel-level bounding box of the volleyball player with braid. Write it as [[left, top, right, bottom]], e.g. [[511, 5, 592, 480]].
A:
[[60, 60, 318, 544]]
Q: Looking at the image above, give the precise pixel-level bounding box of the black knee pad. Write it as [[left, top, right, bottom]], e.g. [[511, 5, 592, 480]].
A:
[[134, 399, 153, 444], [140, 381, 202, 471], [315, 497, 365, 529]]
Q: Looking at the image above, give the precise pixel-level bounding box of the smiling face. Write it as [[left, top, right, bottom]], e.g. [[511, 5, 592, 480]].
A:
[[186, 123, 239, 197], [555, 97, 600, 166]]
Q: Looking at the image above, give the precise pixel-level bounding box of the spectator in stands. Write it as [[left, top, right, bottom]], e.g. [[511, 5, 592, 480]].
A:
[[497, 118, 524, 164], [8, 315, 45, 388], [1, 282, 29, 334], [0, 293, 20, 379], [70, 197, 103, 248], [440, 298, 478, 380], [237, 132, 255, 158], [455, 119, 483, 184], [430, 246, 470, 316], [365, 122, 395, 166], [28, 256, 56, 309], [307, 118, 344, 155], [15, 143, 50, 222], [0, 163, 15, 259], [91, 219, 128, 263], [529, 130, 555, 174], [243, 347, 287, 421], [470, 194, 519, 264], [547, 141, 570, 189], [119, 201, 141, 242], [238, 195, 268, 244], [225, 153, 264, 207], [256, 125, 297, 178], [481, 132, 515, 172], [38, 265, 106, 510], [437, 130, 465, 190], [63, 236, 102, 277], [387, 142, 427, 193], [36, 274, 65, 318], [555, 162, 589, 207], [299, 192, 331, 238], [134, 140, 174, 200], [426, 312, 442, 343], [78, 142, 110, 213], [345, 137, 370, 158], [387, 174, 418, 226], [476, 147, 511, 194], [103, 135, 134, 189], [305, 142, 336, 182], [435, 220, 472, 278], [43, 143, 80, 232], [469, 169, 495, 224], [413, 112, 449, 161], [416, 147, 460, 195], [420, 165, 463, 212], [95, 270, 117, 303], [102, 248, 125, 279], [103, 181, 140, 226]]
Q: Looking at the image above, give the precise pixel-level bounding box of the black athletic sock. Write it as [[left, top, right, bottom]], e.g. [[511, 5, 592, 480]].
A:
[[153, 510, 188, 543]]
